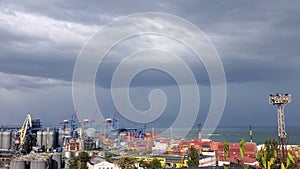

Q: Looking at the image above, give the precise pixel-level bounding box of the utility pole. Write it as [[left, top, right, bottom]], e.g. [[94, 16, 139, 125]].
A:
[[198, 123, 202, 141], [198, 123, 202, 154], [249, 125, 253, 143]]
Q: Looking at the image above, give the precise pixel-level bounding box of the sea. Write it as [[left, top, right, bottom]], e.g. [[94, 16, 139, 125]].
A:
[[149, 126, 300, 145]]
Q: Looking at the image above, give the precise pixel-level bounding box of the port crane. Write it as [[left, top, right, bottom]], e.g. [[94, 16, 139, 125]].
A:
[[102, 106, 120, 132], [102, 107, 120, 145], [58, 106, 79, 129], [89, 106, 99, 128], [102, 107, 147, 146], [79, 106, 99, 129], [16, 114, 32, 152]]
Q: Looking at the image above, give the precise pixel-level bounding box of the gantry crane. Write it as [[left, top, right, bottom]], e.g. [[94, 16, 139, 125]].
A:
[[89, 106, 98, 128], [58, 106, 79, 129], [79, 106, 99, 129]]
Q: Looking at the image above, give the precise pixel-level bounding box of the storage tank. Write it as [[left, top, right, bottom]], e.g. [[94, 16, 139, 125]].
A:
[[42, 131, 48, 147], [10, 159, 26, 169], [0, 131, 3, 149], [52, 130, 59, 148], [11, 131, 17, 146], [48, 130, 54, 150], [2, 131, 11, 149], [37, 131, 43, 148], [45, 157, 52, 169], [30, 159, 47, 169], [51, 153, 62, 169], [58, 130, 65, 147]]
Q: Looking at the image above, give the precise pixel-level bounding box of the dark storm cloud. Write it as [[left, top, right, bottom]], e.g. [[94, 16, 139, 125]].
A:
[[1, 0, 166, 25], [0, 72, 69, 91], [1, 1, 300, 88], [0, 7, 97, 85], [0, 1, 300, 127]]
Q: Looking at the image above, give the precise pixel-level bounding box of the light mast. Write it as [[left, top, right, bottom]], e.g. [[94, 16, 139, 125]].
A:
[[269, 93, 291, 162]]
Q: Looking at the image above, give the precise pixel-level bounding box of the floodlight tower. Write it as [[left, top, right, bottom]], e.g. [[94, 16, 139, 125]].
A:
[[269, 93, 291, 162]]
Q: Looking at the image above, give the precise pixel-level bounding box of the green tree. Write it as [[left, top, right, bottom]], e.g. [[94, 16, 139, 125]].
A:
[[105, 156, 114, 163], [223, 141, 229, 160], [78, 151, 90, 169], [240, 138, 250, 169], [256, 139, 283, 169], [118, 157, 136, 169], [138, 159, 148, 169], [240, 138, 245, 160], [187, 146, 199, 167], [285, 152, 296, 169], [222, 142, 229, 169], [148, 158, 163, 169], [69, 156, 78, 169]]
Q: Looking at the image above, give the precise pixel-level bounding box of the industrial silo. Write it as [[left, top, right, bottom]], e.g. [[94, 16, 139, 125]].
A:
[[51, 153, 62, 169], [2, 131, 11, 150], [30, 159, 47, 169], [48, 130, 54, 150], [42, 131, 48, 148], [10, 159, 26, 169], [52, 130, 59, 148], [11, 131, 17, 147], [0, 131, 3, 149], [58, 130, 65, 147], [37, 131, 43, 148], [45, 156, 52, 169]]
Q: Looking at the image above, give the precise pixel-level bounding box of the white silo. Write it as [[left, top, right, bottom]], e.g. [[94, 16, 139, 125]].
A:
[[2, 131, 11, 150], [37, 131, 43, 148]]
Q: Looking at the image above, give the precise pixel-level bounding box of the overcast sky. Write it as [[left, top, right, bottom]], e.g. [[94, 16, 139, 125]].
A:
[[0, 1, 300, 129]]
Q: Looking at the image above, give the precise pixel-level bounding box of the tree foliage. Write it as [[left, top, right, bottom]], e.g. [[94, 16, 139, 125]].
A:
[[256, 139, 278, 169], [138, 159, 148, 168], [118, 157, 136, 169], [78, 151, 90, 169], [187, 146, 199, 167], [240, 138, 245, 160], [69, 156, 78, 169], [148, 158, 163, 169], [223, 141, 229, 160], [255, 139, 297, 169]]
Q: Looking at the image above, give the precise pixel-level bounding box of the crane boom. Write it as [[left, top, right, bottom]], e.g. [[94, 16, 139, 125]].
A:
[[18, 114, 32, 151]]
